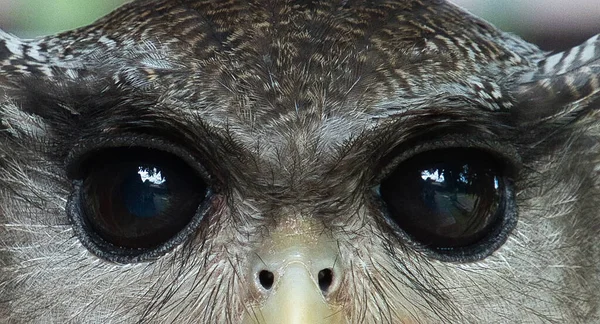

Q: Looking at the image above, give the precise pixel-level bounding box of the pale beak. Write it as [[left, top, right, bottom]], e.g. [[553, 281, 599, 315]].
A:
[[249, 262, 343, 324], [242, 217, 345, 324]]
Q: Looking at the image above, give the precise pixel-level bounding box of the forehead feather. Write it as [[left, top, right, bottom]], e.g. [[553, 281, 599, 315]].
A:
[[20, 0, 542, 119]]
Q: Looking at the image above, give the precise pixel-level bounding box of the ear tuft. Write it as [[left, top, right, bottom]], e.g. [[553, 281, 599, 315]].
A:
[[513, 34, 600, 123]]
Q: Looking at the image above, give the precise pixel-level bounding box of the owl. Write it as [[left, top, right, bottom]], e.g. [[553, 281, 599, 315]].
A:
[[0, 0, 599, 323]]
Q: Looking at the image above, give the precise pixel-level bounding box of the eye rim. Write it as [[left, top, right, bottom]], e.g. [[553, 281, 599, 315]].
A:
[[65, 137, 216, 263], [67, 182, 214, 263], [375, 146, 518, 263]]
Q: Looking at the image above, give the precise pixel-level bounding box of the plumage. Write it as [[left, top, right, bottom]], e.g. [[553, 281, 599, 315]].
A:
[[0, 0, 599, 323]]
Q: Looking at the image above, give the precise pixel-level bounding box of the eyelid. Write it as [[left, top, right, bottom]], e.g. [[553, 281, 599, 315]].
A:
[[68, 181, 214, 263], [373, 134, 521, 185], [65, 133, 214, 185]]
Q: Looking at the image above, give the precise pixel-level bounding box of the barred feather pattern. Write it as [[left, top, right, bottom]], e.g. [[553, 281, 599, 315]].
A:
[[0, 0, 599, 323]]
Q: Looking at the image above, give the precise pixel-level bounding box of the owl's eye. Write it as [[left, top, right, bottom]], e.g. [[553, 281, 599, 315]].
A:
[[68, 147, 210, 261], [379, 148, 515, 260]]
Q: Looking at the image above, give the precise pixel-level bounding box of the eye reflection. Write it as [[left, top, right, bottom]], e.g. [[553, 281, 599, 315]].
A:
[[122, 166, 170, 219], [417, 165, 500, 237], [380, 149, 505, 249], [139, 167, 166, 185]]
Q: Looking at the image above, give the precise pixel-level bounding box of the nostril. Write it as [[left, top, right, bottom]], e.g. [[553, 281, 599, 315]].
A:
[[318, 268, 334, 292], [258, 270, 274, 290]]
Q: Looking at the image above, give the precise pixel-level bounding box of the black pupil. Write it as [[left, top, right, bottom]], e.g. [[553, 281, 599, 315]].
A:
[[81, 149, 207, 249], [380, 149, 504, 249]]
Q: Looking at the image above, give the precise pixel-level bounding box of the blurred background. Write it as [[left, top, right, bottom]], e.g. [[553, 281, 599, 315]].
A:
[[0, 0, 599, 52]]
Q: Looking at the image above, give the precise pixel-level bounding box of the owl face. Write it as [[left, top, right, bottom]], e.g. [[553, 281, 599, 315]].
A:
[[0, 1, 599, 323]]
